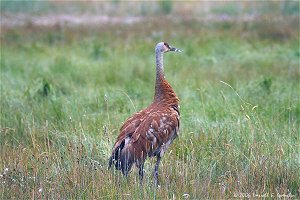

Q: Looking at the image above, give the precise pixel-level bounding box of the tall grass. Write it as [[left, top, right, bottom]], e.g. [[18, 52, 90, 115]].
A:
[[1, 14, 299, 199]]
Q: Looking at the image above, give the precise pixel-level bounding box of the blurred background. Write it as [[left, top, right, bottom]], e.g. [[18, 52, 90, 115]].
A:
[[1, 1, 299, 26]]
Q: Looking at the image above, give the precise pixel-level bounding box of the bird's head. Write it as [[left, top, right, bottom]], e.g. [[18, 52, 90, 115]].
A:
[[155, 42, 182, 53]]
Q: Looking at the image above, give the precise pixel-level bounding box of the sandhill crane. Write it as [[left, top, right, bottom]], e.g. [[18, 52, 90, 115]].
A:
[[108, 42, 182, 185]]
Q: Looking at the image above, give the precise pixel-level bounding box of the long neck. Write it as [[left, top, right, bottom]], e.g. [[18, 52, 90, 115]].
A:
[[154, 50, 178, 104], [156, 50, 164, 82], [155, 50, 164, 98]]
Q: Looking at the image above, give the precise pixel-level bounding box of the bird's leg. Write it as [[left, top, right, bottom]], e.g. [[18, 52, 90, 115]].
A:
[[138, 162, 144, 184], [153, 155, 161, 186]]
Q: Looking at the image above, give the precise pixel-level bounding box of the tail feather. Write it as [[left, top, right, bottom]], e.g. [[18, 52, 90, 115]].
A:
[[108, 139, 135, 176], [108, 140, 125, 169], [120, 147, 134, 176]]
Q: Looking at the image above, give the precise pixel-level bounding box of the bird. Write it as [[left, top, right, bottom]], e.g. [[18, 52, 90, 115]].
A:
[[108, 42, 182, 185]]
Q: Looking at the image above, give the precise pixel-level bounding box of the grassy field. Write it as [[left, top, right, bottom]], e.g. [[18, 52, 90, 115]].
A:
[[1, 3, 300, 199]]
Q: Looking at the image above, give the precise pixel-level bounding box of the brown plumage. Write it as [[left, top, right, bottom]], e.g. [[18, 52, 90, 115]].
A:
[[108, 42, 182, 185]]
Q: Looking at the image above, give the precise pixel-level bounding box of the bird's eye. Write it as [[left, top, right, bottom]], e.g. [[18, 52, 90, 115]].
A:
[[164, 42, 170, 49]]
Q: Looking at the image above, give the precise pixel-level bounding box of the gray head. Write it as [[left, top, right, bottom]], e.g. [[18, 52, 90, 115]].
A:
[[155, 42, 182, 53]]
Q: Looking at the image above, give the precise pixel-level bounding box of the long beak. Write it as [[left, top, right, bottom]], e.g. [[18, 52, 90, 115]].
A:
[[169, 46, 183, 52]]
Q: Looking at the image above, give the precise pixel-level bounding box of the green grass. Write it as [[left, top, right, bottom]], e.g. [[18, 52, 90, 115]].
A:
[[1, 15, 299, 199]]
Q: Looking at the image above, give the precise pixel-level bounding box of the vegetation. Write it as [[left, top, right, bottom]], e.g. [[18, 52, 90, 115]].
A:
[[1, 2, 299, 199]]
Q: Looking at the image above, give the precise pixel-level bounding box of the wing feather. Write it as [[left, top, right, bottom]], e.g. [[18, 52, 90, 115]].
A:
[[130, 106, 180, 157], [109, 103, 180, 171]]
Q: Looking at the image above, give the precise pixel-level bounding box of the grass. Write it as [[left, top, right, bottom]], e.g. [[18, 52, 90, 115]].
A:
[[1, 12, 300, 199]]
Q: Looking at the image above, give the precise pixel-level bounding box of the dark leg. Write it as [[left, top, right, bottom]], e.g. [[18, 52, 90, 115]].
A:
[[138, 162, 144, 184], [153, 155, 161, 186]]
